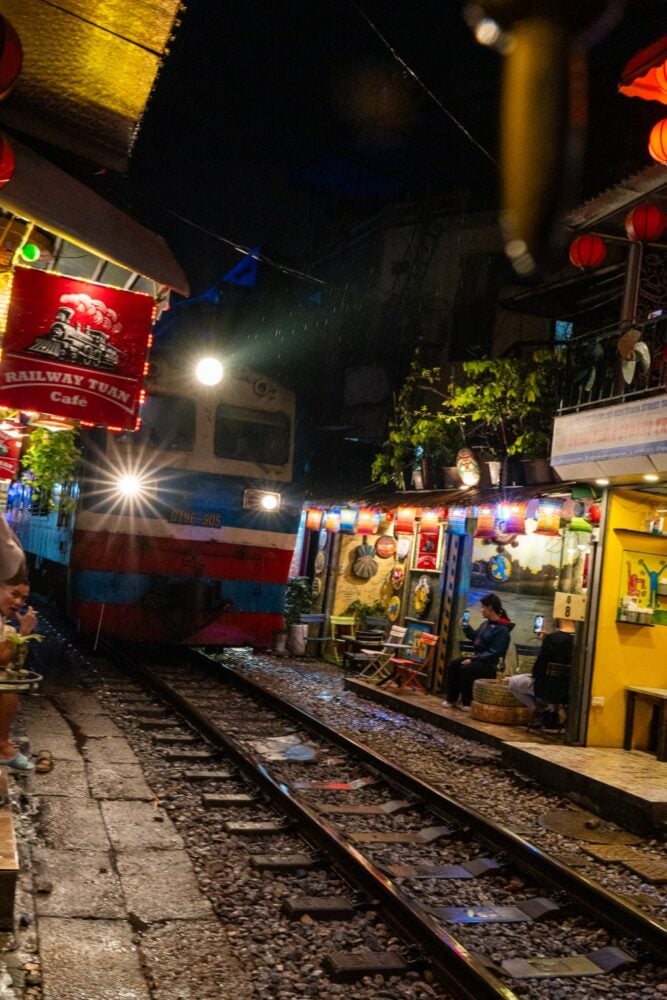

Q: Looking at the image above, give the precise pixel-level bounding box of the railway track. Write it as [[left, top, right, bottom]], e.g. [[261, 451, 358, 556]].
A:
[[103, 643, 666, 999]]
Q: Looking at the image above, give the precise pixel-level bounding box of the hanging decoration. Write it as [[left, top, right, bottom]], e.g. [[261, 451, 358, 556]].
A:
[[456, 447, 480, 487], [391, 564, 405, 590], [420, 508, 440, 533], [588, 502, 601, 525], [568, 233, 606, 269], [387, 596, 401, 622], [413, 575, 432, 618], [396, 535, 412, 561], [357, 508, 376, 535], [375, 535, 396, 559], [624, 204, 666, 243], [499, 502, 526, 535], [339, 506, 358, 534], [324, 510, 341, 533], [352, 541, 378, 579], [648, 118, 667, 164], [474, 505, 496, 539], [488, 551, 512, 583], [618, 37, 667, 104], [0, 17, 22, 100], [395, 506, 416, 534], [447, 507, 468, 535], [305, 508, 323, 531], [534, 500, 562, 536]]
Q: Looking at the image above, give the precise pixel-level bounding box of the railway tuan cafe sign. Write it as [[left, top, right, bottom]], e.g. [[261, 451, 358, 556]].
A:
[[0, 268, 154, 429]]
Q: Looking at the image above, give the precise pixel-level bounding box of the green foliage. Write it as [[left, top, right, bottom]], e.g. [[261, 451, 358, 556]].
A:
[[343, 599, 386, 629], [21, 428, 81, 510], [283, 576, 313, 626], [371, 357, 464, 486]]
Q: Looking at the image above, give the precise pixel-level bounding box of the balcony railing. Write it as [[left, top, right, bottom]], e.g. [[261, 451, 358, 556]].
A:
[[558, 316, 667, 414]]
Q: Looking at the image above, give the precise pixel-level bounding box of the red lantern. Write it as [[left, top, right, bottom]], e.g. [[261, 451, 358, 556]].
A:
[[568, 234, 606, 269], [0, 18, 22, 101], [625, 203, 666, 243], [357, 508, 376, 535], [0, 134, 13, 188], [305, 508, 323, 531], [619, 38, 667, 105], [420, 509, 440, 533], [395, 506, 416, 534], [588, 502, 601, 525], [648, 118, 667, 165]]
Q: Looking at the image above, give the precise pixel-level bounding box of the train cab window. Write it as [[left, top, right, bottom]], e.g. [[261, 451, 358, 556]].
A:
[[119, 395, 196, 451], [214, 405, 290, 465]]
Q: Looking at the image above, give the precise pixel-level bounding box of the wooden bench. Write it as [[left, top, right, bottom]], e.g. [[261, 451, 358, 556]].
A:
[[624, 686, 667, 762], [0, 771, 18, 929]]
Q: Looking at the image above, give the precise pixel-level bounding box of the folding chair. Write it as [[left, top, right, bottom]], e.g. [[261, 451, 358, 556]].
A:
[[357, 625, 408, 683], [342, 629, 385, 673], [299, 613, 328, 657], [328, 615, 356, 664], [384, 631, 438, 694]]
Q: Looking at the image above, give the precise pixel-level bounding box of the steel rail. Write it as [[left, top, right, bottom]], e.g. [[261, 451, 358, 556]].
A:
[[106, 643, 517, 1000], [186, 649, 667, 961]]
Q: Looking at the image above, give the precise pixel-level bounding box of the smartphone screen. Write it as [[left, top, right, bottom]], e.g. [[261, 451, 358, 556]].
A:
[[533, 614, 544, 634], [462, 610, 470, 626]]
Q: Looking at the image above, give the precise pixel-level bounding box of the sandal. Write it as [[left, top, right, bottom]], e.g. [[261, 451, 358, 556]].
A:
[[34, 750, 54, 773]]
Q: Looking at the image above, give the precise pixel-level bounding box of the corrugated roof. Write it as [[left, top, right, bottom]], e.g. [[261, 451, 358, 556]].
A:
[[0, 0, 183, 171], [304, 482, 577, 511]]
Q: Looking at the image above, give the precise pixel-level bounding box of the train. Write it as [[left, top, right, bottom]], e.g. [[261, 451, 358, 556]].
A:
[[8, 350, 301, 647]]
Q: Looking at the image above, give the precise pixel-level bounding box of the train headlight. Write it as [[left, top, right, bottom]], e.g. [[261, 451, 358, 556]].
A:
[[243, 489, 281, 513], [195, 357, 224, 386], [116, 474, 144, 497]]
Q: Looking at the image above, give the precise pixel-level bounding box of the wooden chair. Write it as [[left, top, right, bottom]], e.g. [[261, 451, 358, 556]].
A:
[[383, 631, 439, 694], [328, 615, 356, 664], [299, 613, 328, 657], [357, 625, 408, 683]]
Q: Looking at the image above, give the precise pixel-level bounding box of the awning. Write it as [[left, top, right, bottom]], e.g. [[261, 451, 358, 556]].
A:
[[0, 0, 183, 171], [304, 483, 577, 511], [0, 137, 189, 294], [618, 35, 667, 105]]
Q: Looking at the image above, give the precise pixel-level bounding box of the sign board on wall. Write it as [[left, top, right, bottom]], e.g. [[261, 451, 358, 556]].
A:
[[551, 397, 667, 473], [553, 591, 587, 621], [0, 268, 154, 430]]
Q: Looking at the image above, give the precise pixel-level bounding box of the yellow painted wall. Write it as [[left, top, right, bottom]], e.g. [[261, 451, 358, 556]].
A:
[[588, 490, 667, 747]]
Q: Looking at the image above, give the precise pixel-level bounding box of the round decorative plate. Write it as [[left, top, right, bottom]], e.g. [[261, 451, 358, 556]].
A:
[[375, 535, 396, 559], [314, 551, 325, 574]]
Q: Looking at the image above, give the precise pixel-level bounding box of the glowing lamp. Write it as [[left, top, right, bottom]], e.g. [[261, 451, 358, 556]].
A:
[[339, 506, 358, 534], [116, 474, 143, 498], [395, 506, 416, 534], [195, 357, 224, 385], [357, 508, 376, 534], [618, 37, 667, 104], [305, 508, 323, 531], [568, 233, 606, 269], [534, 500, 562, 536], [260, 493, 279, 511], [447, 507, 468, 536], [20, 242, 40, 263], [474, 505, 496, 539], [648, 118, 667, 165], [501, 502, 526, 535], [324, 510, 341, 533], [420, 509, 440, 533], [625, 203, 665, 243], [569, 515, 592, 533]]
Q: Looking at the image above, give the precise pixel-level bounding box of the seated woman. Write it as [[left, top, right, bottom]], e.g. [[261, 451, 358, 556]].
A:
[[508, 617, 575, 728], [443, 593, 514, 711]]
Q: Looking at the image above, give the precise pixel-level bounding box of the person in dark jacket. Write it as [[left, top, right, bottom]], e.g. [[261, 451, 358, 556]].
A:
[[443, 593, 514, 710], [508, 618, 575, 727]]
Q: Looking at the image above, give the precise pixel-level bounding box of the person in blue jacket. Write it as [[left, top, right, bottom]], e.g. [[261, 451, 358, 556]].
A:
[[443, 592, 514, 711]]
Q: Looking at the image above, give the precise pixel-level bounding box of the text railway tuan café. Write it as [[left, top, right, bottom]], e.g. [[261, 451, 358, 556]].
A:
[[294, 482, 599, 736]]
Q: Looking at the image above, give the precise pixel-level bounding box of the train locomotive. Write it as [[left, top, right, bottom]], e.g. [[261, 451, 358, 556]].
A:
[[9, 351, 301, 647]]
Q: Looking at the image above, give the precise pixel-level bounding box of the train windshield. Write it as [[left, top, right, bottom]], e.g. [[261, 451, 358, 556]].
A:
[[214, 405, 290, 465], [123, 394, 196, 451]]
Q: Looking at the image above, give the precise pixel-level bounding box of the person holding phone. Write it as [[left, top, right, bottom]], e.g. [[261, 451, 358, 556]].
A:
[[443, 593, 514, 711], [508, 617, 576, 728]]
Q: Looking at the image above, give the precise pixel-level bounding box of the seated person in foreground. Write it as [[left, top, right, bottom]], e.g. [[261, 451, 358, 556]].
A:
[[443, 593, 514, 712], [508, 617, 575, 728]]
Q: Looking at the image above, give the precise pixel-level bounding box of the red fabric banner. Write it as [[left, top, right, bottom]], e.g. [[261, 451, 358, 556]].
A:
[[0, 268, 153, 429], [0, 423, 21, 480]]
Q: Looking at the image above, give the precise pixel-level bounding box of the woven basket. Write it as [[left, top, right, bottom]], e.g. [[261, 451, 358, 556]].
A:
[[470, 701, 533, 725], [472, 678, 523, 707]]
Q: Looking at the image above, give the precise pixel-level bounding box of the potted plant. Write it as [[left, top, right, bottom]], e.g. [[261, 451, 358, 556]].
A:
[[508, 429, 553, 484], [283, 576, 314, 655], [343, 599, 387, 630]]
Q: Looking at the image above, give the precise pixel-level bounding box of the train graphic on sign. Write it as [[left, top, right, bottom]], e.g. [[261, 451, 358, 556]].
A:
[[28, 306, 125, 370]]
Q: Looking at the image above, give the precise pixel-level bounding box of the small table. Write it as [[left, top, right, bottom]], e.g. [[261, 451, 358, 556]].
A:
[[624, 686, 667, 762]]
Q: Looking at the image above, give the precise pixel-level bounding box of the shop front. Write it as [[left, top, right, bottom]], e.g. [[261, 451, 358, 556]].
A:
[[294, 487, 597, 734]]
